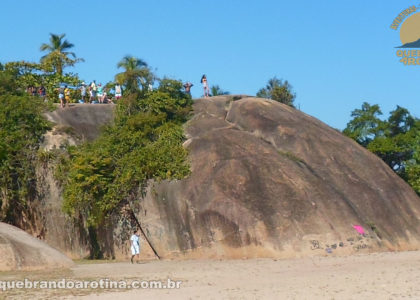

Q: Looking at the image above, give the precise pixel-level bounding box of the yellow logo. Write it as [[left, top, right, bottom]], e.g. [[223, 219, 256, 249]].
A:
[[391, 5, 420, 65]]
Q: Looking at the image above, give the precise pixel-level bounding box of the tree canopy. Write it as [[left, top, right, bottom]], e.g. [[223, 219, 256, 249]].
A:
[[257, 77, 296, 107], [0, 94, 51, 223], [40, 33, 83, 75], [115, 55, 154, 94], [0, 33, 83, 101], [210, 85, 230, 96], [344, 103, 420, 194], [58, 75, 193, 228], [342, 102, 385, 147]]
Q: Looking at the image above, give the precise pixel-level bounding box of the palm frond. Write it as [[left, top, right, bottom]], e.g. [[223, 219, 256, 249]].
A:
[[40, 43, 52, 52]]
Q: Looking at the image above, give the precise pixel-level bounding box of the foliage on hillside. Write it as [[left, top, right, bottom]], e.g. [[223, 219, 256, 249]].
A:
[[210, 85, 230, 96], [343, 102, 420, 195], [57, 80, 192, 227], [0, 95, 51, 222], [0, 33, 83, 103], [257, 77, 296, 107], [0, 61, 81, 103]]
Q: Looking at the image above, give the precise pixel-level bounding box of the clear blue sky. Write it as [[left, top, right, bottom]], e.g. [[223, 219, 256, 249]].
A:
[[1, 0, 419, 129]]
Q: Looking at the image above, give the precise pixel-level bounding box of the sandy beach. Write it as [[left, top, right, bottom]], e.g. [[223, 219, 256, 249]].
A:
[[1, 250, 420, 299]]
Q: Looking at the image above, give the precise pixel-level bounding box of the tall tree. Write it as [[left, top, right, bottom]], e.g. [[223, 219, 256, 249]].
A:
[[343, 102, 384, 147], [407, 134, 420, 195], [40, 33, 82, 75], [257, 77, 296, 107], [344, 103, 420, 190], [367, 107, 418, 175], [115, 56, 154, 94], [387, 105, 415, 137]]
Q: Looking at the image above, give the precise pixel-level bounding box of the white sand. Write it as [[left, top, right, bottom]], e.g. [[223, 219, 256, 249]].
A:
[[2, 250, 420, 299], [64, 250, 420, 299]]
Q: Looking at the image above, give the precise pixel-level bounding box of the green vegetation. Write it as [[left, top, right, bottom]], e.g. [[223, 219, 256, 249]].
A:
[[40, 33, 84, 76], [210, 85, 230, 96], [366, 221, 381, 238], [344, 102, 420, 195], [0, 33, 83, 224], [0, 95, 51, 222], [115, 55, 154, 95], [0, 33, 83, 102], [57, 74, 192, 228], [0, 39, 192, 251], [257, 77, 296, 107], [278, 151, 305, 164], [407, 142, 420, 194]]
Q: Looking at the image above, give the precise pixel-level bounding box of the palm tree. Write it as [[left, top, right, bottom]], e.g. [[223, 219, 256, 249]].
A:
[[210, 85, 230, 96], [115, 56, 153, 94], [40, 33, 82, 75]]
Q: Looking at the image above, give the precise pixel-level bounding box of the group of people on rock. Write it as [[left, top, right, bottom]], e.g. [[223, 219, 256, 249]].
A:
[[58, 85, 72, 108], [80, 81, 122, 104], [29, 74, 211, 109], [57, 81, 124, 108], [27, 86, 46, 99]]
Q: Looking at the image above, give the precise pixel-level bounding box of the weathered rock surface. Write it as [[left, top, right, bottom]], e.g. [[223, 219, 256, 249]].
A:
[[0, 222, 74, 271], [44, 104, 114, 141], [31, 97, 420, 260], [29, 104, 116, 259], [133, 96, 420, 258]]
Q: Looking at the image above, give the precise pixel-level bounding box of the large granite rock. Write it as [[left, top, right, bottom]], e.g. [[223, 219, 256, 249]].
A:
[[30, 97, 420, 259], [0, 222, 74, 271], [133, 96, 420, 258], [43, 103, 114, 141]]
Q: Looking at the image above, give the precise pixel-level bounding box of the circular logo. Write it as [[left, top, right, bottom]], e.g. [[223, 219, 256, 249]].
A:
[[399, 12, 420, 47]]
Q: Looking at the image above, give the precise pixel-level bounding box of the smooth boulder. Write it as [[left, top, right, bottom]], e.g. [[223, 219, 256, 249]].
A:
[[0, 222, 74, 271]]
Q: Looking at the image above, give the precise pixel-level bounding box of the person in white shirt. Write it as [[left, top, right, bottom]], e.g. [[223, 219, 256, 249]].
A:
[[115, 84, 122, 100], [130, 229, 140, 263]]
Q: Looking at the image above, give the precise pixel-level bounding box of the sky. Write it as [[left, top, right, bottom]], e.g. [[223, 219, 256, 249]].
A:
[[1, 0, 419, 129]]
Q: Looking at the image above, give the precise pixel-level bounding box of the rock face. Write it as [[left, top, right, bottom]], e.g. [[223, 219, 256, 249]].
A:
[[31, 104, 115, 259], [133, 96, 420, 258], [32, 97, 420, 259], [44, 104, 114, 141], [0, 222, 74, 271]]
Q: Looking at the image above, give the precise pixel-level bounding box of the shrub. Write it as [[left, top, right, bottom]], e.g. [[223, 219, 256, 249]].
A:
[[58, 80, 192, 227], [0, 94, 51, 222]]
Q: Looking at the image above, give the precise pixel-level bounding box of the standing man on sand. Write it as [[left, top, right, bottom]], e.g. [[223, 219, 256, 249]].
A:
[[130, 229, 140, 264]]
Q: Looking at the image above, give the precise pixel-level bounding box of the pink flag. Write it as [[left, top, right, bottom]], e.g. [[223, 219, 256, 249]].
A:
[[353, 225, 365, 235]]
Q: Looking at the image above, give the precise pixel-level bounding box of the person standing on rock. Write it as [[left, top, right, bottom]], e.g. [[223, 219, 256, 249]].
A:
[[38, 85, 46, 101], [130, 229, 140, 264], [115, 83, 122, 100], [90, 80, 97, 103], [97, 83, 104, 103], [64, 85, 71, 105], [183, 82, 193, 96], [58, 85, 65, 108], [80, 82, 87, 103], [201, 75, 209, 97]]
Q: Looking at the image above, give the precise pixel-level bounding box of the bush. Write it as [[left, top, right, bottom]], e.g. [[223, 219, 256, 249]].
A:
[[257, 77, 296, 107], [0, 94, 51, 222], [58, 80, 192, 227]]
